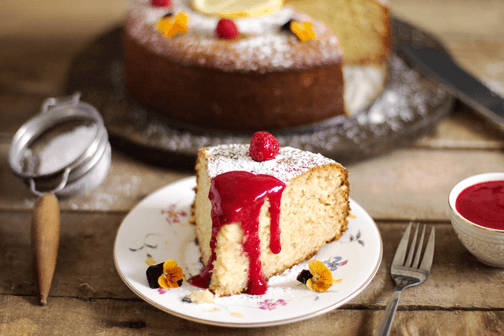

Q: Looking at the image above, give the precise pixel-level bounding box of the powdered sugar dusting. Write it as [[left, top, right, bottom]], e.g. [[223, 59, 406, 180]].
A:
[[205, 144, 335, 183], [126, 0, 343, 72], [343, 63, 387, 114]]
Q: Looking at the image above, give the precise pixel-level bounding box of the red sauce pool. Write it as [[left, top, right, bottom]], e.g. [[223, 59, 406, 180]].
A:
[[189, 171, 285, 295], [455, 180, 504, 230]]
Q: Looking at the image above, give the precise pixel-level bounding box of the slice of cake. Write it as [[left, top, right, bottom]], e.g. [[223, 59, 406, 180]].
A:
[[190, 132, 350, 296]]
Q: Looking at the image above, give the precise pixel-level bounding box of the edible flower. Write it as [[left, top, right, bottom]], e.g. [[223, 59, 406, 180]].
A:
[[158, 12, 189, 37], [158, 259, 184, 289], [297, 259, 341, 292], [289, 20, 316, 42], [306, 259, 333, 292]]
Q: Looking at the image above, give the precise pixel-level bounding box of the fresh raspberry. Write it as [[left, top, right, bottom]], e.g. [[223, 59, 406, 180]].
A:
[[216, 19, 239, 39], [151, 0, 171, 7], [249, 131, 280, 162]]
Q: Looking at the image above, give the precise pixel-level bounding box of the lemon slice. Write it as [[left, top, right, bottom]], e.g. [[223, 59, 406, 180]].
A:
[[192, 0, 284, 18]]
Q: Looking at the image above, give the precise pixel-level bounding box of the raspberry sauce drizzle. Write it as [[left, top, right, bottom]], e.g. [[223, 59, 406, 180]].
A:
[[189, 171, 285, 294]]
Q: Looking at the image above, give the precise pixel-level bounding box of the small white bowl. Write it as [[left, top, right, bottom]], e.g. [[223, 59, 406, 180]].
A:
[[448, 172, 504, 267]]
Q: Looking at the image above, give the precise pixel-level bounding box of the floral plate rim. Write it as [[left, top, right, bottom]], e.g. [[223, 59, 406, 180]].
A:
[[113, 176, 383, 327]]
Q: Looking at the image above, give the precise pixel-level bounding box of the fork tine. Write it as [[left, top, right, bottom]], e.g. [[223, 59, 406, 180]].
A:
[[412, 225, 426, 268], [420, 226, 435, 271], [392, 222, 412, 266], [405, 223, 419, 267]]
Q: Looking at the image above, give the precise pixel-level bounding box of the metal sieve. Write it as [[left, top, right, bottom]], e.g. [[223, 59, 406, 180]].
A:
[[8, 92, 111, 305]]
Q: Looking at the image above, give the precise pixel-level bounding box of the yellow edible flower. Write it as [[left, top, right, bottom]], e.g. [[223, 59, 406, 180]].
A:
[[306, 259, 333, 292], [158, 259, 184, 289], [158, 12, 189, 37], [290, 21, 316, 42]]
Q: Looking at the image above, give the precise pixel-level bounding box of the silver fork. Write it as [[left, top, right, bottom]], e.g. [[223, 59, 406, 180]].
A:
[[377, 222, 435, 336]]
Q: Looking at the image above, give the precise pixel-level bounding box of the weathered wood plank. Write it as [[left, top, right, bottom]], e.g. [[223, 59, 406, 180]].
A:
[[0, 0, 129, 41], [0, 37, 76, 98], [0, 211, 137, 301], [0, 92, 48, 135], [2, 213, 504, 310], [1, 295, 504, 335]]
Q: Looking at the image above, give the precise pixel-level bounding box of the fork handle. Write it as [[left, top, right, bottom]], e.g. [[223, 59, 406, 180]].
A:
[[377, 286, 404, 336]]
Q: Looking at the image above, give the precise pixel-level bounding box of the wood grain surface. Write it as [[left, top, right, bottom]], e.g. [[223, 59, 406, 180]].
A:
[[1, 0, 504, 334]]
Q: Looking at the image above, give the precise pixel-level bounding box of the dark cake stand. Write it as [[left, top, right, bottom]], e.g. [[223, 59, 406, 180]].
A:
[[66, 18, 454, 168]]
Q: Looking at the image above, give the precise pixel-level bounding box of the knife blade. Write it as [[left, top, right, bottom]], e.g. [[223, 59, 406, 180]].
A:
[[400, 44, 504, 133]]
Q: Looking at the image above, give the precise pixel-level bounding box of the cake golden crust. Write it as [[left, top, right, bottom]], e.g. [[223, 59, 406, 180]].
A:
[[125, 33, 345, 131]]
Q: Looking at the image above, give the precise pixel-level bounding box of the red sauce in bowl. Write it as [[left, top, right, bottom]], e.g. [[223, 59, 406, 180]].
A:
[[455, 180, 504, 230]]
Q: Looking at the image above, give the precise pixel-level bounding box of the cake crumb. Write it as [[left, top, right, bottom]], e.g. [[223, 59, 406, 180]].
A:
[[231, 312, 244, 317], [186, 289, 215, 304], [204, 307, 220, 312], [145, 256, 156, 266]]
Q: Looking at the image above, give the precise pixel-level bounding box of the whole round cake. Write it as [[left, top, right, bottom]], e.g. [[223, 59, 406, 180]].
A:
[[124, 0, 391, 131]]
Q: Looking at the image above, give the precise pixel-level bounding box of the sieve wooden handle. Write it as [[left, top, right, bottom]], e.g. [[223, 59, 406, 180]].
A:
[[32, 193, 60, 306]]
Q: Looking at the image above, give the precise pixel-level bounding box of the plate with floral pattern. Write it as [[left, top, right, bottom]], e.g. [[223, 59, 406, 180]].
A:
[[114, 176, 382, 327]]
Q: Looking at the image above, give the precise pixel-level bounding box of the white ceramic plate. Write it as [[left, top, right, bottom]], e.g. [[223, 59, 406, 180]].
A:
[[114, 177, 382, 327]]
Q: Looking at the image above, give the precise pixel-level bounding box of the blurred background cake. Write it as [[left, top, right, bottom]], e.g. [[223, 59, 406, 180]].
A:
[[124, 0, 390, 132]]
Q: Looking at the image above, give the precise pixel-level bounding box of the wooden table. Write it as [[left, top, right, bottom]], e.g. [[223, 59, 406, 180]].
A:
[[2, 0, 504, 334]]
